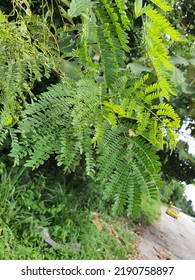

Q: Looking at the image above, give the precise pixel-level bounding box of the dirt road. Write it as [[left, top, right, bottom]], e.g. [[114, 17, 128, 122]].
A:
[[137, 206, 195, 260]]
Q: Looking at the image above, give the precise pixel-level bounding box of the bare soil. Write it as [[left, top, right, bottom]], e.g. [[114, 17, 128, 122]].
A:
[[136, 206, 195, 260]]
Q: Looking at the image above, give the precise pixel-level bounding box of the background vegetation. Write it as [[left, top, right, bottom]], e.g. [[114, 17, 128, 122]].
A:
[[0, 0, 194, 259]]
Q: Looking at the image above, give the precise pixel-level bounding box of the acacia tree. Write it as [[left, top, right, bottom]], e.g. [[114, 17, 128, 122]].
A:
[[0, 0, 184, 215]]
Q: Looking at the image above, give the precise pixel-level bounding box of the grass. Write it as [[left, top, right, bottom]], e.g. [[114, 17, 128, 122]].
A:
[[132, 198, 162, 225], [0, 166, 137, 260], [0, 164, 164, 259], [0, 211, 137, 260]]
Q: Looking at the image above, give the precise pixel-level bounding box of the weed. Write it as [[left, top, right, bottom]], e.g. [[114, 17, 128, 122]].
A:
[[132, 198, 162, 225], [0, 165, 136, 260]]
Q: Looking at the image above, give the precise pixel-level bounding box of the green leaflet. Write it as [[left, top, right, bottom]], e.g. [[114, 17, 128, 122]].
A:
[[134, 0, 143, 18], [133, 0, 184, 103], [100, 69, 180, 149], [146, 9, 183, 42], [68, 0, 96, 18], [150, 0, 173, 12], [98, 126, 161, 215], [101, 0, 130, 52], [0, 12, 61, 145], [115, 0, 130, 30], [9, 80, 102, 174]]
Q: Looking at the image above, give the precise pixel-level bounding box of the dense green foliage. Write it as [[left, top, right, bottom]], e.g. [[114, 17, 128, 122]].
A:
[[1, 0, 183, 215], [0, 0, 194, 259], [0, 166, 136, 259]]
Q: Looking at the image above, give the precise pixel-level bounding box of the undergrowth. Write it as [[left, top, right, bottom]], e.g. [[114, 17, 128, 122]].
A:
[[0, 164, 136, 260], [132, 198, 162, 225]]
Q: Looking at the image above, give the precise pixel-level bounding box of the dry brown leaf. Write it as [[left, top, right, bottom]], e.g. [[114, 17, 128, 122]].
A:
[[109, 226, 119, 239], [154, 247, 171, 260], [91, 212, 103, 231]]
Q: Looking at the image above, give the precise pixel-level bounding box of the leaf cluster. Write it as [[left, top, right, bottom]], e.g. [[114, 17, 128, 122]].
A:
[[1, 0, 184, 215]]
